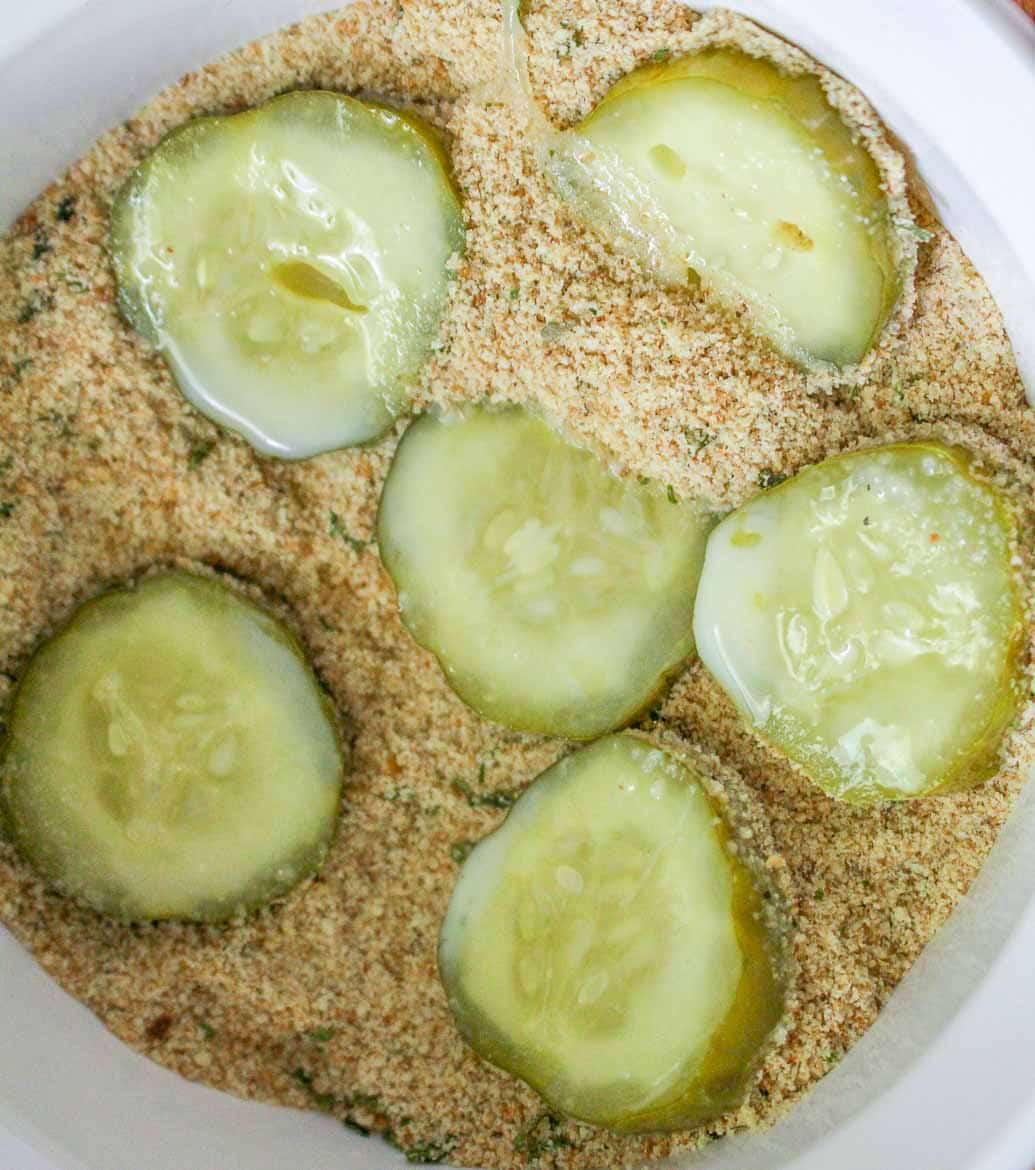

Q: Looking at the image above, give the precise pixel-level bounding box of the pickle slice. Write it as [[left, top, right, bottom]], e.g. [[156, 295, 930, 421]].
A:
[[0, 573, 343, 921], [556, 50, 901, 369], [439, 734, 787, 1131], [377, 404, 713, 739], [111, 92, 463, 458], [694, 443, 1023, 803]]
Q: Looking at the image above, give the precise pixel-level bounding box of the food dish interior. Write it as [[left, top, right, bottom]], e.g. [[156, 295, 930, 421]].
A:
[[1, 2, 1035, 1170]]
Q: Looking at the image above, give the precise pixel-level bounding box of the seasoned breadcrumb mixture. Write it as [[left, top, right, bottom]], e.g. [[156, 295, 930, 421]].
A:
[[1, 1, 1033, 1167]]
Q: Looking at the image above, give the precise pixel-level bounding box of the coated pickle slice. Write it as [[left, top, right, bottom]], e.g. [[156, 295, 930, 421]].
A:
[[377, 404, 713, 739], [694, 443, 1023, 803], [554, 50, 902, 370], [0, 573, 343, 921], [111, 91, 463, 458], [439, 734, 787, 1131]]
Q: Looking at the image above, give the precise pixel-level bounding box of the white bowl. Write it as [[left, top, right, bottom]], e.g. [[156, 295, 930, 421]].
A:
[[2, 2, 1035, 1168]]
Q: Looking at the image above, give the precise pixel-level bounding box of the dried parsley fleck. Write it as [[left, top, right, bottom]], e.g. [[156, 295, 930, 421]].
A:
[[450, 840, 475, 864], [453, 776, 518, 810], [684, 426, 715, 455], [305, 1026, 335, 1044], [514, 1112, 573, 1162], [403, 1137, 457, 1165], [330, 511, 367, 554], [17, 292, 54, 324], [350, 1090, 384, 1110], [188, 439, 215, 469], [31, 231, 51, 262], [0, 502, 16, 520], [757, 468, 787, 490], [666, 484, 679, 504], [651, 48, 671, 63], [56, 195, 78, 222], [292, 1068, 335, 1111]]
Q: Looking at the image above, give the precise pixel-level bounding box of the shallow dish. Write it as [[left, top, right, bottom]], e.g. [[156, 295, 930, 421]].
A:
[[1, 2, 1034, 1169]]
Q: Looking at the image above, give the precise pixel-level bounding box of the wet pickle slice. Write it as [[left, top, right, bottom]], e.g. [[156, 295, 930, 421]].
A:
[[0, 573, 343, 920], [439, 734, 787, 1131], [556, 50, 902, 370], [111, 91, 463, 458], [694, 443, 1023, 803], [377, 404, 713, 739]]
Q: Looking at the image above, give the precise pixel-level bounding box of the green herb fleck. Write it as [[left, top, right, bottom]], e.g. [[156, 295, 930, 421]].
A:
[[508, 285, 520, 300], [757, 468, 787, 490], [558, 24, 584, 55], [453, 776, 518, 810], [305, 1026, 335, 1044], [350, 1090, 384, 1111], [343, 1117, 371, 1137], [188, 439, 215, 469], [666, 484, 679, 504], [814, 887, 825, 901], [31, 231, 51, 262], [56, 195, 77, 222], [198, 1022, 216, 1040], [651, 48, 671, 63], [292, 1068, 335, 1111], [0, 502, 16, 520], [330, 511, 367, 554], [514, 1112, 573, 1162], [683, 426, 714, 455], [40, 409, 76, 439], [403, 1137, 457, 1165], [450, 840, 475, 864], [16, 292, 54, 324]]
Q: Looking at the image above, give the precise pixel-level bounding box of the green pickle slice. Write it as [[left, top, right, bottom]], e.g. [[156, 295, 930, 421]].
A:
[[0, 573, 343, 921], [377, 404, 713, 739], [694, 443, 1023, 803], [554, 50, 901, 370], [439, 734, 787, 1131], [111, 91, 463, 458]]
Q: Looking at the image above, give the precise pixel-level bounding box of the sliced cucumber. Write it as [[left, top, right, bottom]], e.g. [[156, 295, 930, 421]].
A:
[[553, 50, 900, 369], [111, 92, 463, 459], [377, 405, 713, 739], [0, 573, 343, 921], [439, 733, 787, 1131], [694, 443, 1023, 803]]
